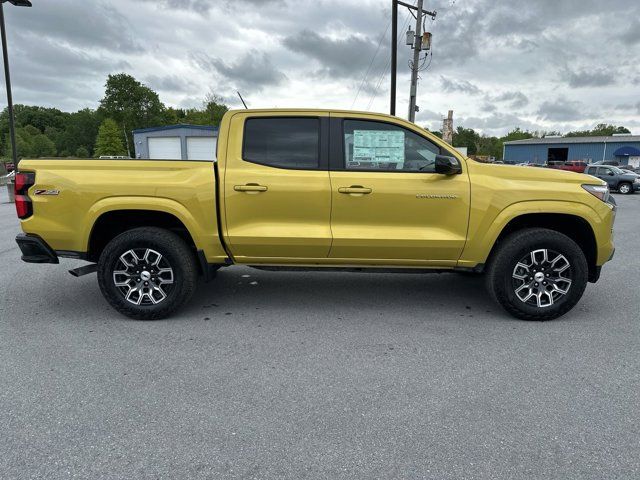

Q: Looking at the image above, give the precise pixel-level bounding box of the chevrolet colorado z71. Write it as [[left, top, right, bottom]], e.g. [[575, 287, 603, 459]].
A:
[[14, 109, 615, 321]]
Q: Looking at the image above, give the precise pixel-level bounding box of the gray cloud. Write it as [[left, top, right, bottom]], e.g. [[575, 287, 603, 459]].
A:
[[457, 112, 540, 136], [561, 67, 616, 88], [283, 30, 387, 79], [138, 0, 212, 12], [488, 91, 529, 109], [145, 75, 196, 93], [439, 76, 481, 95], [537, 98, 586, 121], [136, 0, 283, 13], [191, 52, 286, 91], [427, 8, 481, 67], [0, 0, 637, 135], [7, 0, 142, 52], [617, 19, 640, 45]]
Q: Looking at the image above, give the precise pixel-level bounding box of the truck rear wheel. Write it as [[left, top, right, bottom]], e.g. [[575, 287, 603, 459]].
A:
[[97, 227, 198, 320], [485, 228, 588, 321]]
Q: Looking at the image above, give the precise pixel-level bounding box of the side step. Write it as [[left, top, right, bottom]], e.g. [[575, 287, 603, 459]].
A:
[[68, 264, 98, 277]]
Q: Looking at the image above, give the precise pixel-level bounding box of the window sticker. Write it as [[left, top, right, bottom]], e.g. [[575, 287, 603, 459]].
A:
[[350, 130, 405, 169]]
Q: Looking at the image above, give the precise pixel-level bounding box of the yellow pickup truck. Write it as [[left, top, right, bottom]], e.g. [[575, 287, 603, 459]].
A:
[[14, 109, 615, 321]]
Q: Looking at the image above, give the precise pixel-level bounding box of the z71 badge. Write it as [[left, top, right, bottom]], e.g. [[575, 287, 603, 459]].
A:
[[34, 189, 60, 196]]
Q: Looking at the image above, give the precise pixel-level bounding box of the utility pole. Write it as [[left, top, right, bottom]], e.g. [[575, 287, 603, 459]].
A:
[[394, 1, 436, 122], [407, 0, 423, 123], [390, 0, 397, 116]]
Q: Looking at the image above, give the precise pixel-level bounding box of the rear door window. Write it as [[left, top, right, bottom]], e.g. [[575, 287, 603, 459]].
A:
[[243, 117, 319, 170]]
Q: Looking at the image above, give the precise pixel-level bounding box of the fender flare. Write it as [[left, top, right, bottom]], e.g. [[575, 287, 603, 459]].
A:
[[460, 200, 602, 266], [82, 196, 202, 252]]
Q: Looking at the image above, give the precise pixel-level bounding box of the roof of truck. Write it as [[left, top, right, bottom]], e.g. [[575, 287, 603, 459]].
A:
[[227, 108, 400, 117]]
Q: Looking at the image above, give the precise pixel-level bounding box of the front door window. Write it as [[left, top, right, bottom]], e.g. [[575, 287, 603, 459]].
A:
[[343, 120, 442, 173]]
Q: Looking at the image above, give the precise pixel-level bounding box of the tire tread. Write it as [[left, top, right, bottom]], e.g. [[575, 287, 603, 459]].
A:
[[97, 227, 198, 320], [485, 228, 588, 321]]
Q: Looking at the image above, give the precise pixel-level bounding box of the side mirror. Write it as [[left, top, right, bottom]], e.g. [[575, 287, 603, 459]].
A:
[[608, 171, 614, 176], [434, 155, 462, 175]]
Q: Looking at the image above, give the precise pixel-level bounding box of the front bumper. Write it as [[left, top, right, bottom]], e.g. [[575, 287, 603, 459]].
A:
[[15, 234, 59, 264], [634, 183, 640, 192]]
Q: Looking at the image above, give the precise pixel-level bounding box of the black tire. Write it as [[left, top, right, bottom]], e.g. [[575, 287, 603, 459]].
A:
[[485, 228, 588, 321], [617, 182, 633, 194], [97, 227, 198, 320]]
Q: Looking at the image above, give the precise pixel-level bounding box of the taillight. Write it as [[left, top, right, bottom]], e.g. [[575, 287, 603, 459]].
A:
[[15, 172, 35, 219]]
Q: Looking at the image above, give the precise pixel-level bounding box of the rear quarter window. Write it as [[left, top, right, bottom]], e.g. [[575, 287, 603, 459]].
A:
[[242, 117, 319, 170]]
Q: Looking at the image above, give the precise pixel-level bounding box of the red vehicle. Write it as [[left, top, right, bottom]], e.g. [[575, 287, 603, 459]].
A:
[[548, 160, 587, 173]]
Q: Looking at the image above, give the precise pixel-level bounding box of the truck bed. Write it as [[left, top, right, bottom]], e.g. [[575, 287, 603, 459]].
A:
[[17, 159, 228, 263]]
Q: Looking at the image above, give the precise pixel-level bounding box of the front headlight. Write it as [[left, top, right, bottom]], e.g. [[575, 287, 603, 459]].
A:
[[582, 184, 610, 202], [634, 177, 640, 184]]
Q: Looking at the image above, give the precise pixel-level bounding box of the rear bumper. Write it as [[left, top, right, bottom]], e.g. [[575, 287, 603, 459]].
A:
[[15, 234, 59, 264]]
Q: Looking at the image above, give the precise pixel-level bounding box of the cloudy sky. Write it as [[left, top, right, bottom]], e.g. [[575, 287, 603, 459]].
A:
[[2, 0, 639, 135]]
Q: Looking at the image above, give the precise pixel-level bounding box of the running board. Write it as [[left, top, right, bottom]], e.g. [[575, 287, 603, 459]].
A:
[[68, 264, 98, 277]]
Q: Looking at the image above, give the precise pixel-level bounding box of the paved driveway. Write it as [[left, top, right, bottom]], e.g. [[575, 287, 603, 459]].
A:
[[1, 188, 638, 479]]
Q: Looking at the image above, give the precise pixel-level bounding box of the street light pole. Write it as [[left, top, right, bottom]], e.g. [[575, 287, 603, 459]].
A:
[[0, 0, 32, 168], [390, 0, 397, 116]]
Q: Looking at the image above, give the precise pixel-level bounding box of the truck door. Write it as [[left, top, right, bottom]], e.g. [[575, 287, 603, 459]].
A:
[[222, 113, 331, 262], [327, 114, 470, 266], [595, 166, 617, 188]]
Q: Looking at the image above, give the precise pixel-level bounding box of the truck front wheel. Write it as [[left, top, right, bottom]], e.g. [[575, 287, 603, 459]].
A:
[[485, 228, 588, 321], [97, 227, 198, 320]]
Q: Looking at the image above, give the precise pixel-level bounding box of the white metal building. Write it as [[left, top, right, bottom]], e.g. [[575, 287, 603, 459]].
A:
[[132, 125, 218, 161]]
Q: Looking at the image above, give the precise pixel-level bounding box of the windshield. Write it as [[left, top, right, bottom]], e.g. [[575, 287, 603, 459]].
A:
[[610, 167, 624, 174]]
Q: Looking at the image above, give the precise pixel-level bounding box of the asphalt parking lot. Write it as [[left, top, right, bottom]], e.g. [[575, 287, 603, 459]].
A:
[[1, 188, 638, 480]]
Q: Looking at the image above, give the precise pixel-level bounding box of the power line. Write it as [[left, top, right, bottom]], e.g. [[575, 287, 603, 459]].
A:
[[351, 21, 391, 109], [365, 7, 414, 111]]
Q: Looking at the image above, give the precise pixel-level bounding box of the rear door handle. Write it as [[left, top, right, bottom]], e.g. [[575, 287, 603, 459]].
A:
[[338, 186, 372, 195], [234, 184, 268, 192]]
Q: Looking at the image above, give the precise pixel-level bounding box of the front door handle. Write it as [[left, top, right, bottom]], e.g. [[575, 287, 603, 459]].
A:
[[338, 186, 372, 195], [234, 184, 268, 192]]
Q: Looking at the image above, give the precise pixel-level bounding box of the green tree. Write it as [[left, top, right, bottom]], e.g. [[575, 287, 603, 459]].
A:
[[566, 124, 631, 137], [31, 134, 56, 157], [0, 105, 65, 156], [205, 93, 229, 125], [477, 135, 503, 159], [452, 126, 480, 155], [4, 129, 31, 159], [57, 108, 101, 157], [502, 127, 536, 142], [4, 125, 56, 158], [94, 119, 127, 157], [98, 73, 166, 147], [75, 146, 90, 158], [165, 93, 229, 127]]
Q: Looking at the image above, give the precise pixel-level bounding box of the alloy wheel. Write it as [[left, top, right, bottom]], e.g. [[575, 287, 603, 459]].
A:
[[511, 249, 572, 308], [112, 248, 174, 305]]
